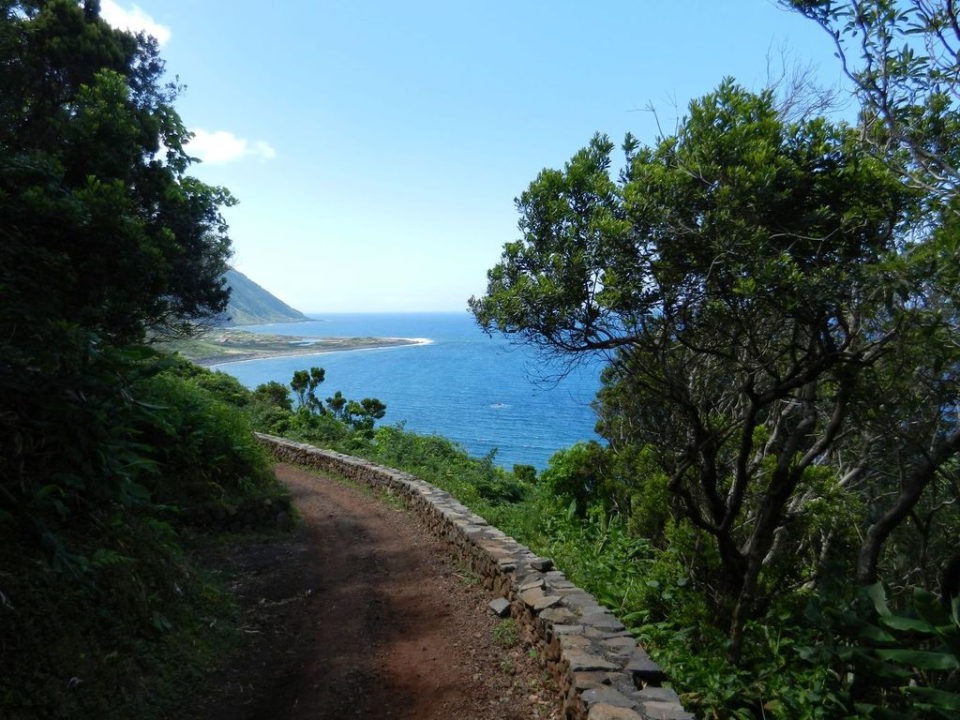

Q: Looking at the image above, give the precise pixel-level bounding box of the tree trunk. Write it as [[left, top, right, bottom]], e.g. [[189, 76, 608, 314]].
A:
[[856, 427, 960, 585]]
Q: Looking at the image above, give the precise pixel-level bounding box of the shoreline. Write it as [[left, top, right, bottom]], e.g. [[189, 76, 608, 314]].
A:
[[201, 337, 433, 368]]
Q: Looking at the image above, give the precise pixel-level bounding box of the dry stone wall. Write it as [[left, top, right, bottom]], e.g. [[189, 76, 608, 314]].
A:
[[257, 433, 694, 720]]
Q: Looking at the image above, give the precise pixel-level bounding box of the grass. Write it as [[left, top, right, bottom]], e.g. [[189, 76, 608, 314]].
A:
[[494, 618, 521, 648]]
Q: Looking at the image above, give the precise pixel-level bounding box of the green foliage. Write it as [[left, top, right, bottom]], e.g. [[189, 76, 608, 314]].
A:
[[291, 366, 325, 412], [0, 0, 233, 344], [249, 367, 391, 448], [133, 370, 283, 517], [493, 618, 521, 648], [0, 515, 241, 720], [253, 380, 293, 411], [345, 397, 387, 436], [468, 72, 960, 715], [513, 464, 537, 484], [798, 584, 960, 719], [539, 442, 606, 518], [471, 81, 923, 654], [0, 347, 280, 719], [368, 425, 530, 508], [0, 5, 284, 716]]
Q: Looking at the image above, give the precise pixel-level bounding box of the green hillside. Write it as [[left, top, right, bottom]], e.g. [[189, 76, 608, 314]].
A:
[[223, 268, 309, 325]]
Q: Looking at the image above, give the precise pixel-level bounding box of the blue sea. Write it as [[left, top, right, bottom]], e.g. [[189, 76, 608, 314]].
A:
[[212, 312, 605, 470]]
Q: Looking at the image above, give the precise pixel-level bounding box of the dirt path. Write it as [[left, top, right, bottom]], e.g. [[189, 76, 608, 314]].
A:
[[184, 463, 561, 720]]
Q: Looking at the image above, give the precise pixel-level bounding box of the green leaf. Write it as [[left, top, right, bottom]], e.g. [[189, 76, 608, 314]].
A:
[[867, 582, 892, 617], [903, 687, 960, 712], [875, 649, 960, 671], [879, 614, 935, 633], [855, 703, 908, 720], [914, 588, 951, 628], [860, 623, 897, 644]]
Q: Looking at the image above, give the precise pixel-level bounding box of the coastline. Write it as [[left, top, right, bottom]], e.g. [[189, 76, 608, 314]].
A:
[[200, 337, 433, 368]]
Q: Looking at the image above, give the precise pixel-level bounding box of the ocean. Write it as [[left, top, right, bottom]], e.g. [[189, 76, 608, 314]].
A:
[[211, 312, 605, 470]]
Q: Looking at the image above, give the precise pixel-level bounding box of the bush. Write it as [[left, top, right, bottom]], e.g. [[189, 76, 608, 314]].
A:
[[133, 371, 284, 521]]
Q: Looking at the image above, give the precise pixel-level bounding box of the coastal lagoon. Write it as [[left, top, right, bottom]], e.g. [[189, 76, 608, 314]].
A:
[[212, 312, 604, 470]]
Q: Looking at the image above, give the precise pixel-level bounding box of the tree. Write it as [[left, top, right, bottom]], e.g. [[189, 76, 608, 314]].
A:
[[788, 0, 960, 204], [0, 0, 236, 556], [344, 397, 387, 436], [470, 81, 916, 656], [253, 380, 293, 411], [788, 0, 960, 590], [291, 367, 326, 412], [0, 0, 234, 345], [326, 390, 347, 419]]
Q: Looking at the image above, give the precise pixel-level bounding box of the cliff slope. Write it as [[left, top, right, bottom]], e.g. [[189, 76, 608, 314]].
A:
[[223, 268, 309, 325]]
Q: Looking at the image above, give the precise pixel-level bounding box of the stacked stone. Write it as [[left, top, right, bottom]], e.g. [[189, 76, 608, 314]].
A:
[[256, 433, 694, 720]]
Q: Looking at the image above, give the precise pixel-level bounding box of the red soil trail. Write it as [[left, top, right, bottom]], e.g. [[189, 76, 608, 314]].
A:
[[183, 463, 561, 720]]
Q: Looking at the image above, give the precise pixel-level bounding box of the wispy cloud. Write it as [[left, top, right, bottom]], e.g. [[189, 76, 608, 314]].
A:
[[188, 129, 277, 164], [99, 1, 172, 45]]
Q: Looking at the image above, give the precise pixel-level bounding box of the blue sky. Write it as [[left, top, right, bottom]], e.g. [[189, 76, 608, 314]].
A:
[[102, 1, 847, 313]]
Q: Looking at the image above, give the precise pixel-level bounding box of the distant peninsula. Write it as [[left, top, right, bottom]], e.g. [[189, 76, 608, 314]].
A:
[[158, 269, 429, 365], [165, 329, 430, 366]]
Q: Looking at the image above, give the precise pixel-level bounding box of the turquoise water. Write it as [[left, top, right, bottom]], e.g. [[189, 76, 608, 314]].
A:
[[212, 312, 604, 469]]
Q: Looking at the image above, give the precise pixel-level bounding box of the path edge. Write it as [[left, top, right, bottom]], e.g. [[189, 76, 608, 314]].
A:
[[257, 433, 694, 720]]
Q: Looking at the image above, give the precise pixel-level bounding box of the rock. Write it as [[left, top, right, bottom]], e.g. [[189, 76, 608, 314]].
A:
[[276, 511, 292, 531], [625, 649, 666, 684], [587, 704, 643, 720], [488, 598, 512, 618], [582, 686, 637, 709], [565, 649, 620, 672], [531, 557, 554, 572], [550, 624, 585, 636], [559, 591, 596, 610], [520, 587, 545, 607], [533, 595, 562, 612], [638, 700, 695, 720], [559, 634, 592, 650], [584, 626, 633, 640], [633, 687, 681, 704], [572, 671, 610, 690], [540, 607, 577, 624], [580, 612, 626, 633]]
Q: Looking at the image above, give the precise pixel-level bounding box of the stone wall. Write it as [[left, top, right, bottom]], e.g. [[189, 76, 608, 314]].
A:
[[257, 433, 694, 720]]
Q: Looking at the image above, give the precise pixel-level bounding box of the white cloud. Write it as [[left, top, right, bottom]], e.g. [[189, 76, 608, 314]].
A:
[[188, 129, 277, 164], [252, 141, 277, 160], [100, 1, 172, 46]]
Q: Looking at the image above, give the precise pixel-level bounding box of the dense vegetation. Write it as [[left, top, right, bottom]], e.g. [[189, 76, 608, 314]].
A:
[[466, 1, 960, 717], [0, 4, 288, 718], [3, 1, 958, 719], [254, 353, 958, 718]]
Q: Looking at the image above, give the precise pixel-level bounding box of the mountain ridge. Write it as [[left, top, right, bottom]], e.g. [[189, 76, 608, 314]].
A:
[[223, 268, 309, 326]]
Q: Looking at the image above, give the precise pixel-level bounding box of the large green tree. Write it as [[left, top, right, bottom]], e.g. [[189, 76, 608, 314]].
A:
[[787, 0, 960, 593], [470, 81, 918, 655], [0, 0, 233, 345], [0, 0, 236, 549]]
